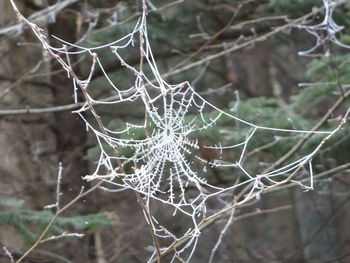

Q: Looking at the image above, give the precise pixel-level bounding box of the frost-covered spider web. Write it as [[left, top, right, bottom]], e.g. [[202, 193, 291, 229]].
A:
[[68, 0, 338, 233], [9, 0, 350, 261], [298, 0, 350, 56]]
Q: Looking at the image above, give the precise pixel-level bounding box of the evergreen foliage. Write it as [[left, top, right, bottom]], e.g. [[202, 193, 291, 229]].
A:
[[0, 197, 118, 245]]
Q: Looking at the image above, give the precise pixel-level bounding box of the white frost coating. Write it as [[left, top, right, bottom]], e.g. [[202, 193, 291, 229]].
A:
[[8, 0, 350, 261], [298, 0, 350, 56]]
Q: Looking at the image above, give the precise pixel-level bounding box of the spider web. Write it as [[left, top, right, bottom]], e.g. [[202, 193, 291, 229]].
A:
[[74, 4, 329, 207], [70, 1, 334, 238], [298, 0, 350, 56], [9, 0, 349, 261]]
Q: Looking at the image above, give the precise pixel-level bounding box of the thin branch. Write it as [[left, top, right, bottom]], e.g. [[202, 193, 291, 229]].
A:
[[44, 162, 63, 210], [2, 0, 342, 117], [2, 2, 345, 118], [40, 232, 84, 243], [265, 162, 350, 194], [233, 205, 292, 222], [263, 88, 350, 174], [15, 181, 103, 263], [162, 0, 348, 79], [282, 193, 350, 262], [208, 207, 236, 263], [0, 0, 79, 36], [3, 247, 14, 263], [151, 108, 350, 261], [8, 1, 163, 262], [172, 3, 242, 70]]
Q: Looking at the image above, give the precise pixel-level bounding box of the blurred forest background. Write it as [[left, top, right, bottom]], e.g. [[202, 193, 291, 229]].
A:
[[0, 0, 350, 262]]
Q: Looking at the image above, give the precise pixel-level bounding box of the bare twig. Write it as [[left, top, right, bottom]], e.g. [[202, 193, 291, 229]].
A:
[[282, 193, 350, 262], [7, 1, 350, 262], [8, 1, 163, 262], [162, 0, 347, 79], [44, 163, 63, 210], [264, 89, 350, 174], [151, 107, 350, 261], [172, 3, 242, 70], [3, 247, 14, 263], [1, 2, 346, 118], [0, 0, 78, 36], [40, 232, 84, 243], [1, 0, 338, 117], [208, 207, 236, 263], [15, 181, 103, 263], [265, 162, 350, 193], [94, 230, 107, 263]]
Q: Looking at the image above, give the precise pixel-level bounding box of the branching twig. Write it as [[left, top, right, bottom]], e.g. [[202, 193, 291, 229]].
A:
[[264, 89, 350, 174], [151, 107, 350, 261], [162, 0, 347, 79], [7, 1, 350, 262], [172, 3, 242, 70], [0, 0, 79, 36], [2, 0, 343, 117], [15, 181, 103, 263]]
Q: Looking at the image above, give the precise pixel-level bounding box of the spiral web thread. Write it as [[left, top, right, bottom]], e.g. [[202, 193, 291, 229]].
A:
[[9, 0, 350, 261]]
